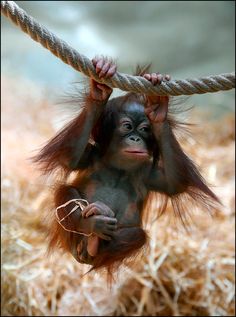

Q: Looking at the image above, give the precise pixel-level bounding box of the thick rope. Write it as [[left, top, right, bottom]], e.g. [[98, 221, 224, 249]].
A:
[[1, 0, 235, 96]]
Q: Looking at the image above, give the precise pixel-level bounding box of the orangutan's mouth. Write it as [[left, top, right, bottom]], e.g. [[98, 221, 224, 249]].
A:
[[123, 150, 149, 158]]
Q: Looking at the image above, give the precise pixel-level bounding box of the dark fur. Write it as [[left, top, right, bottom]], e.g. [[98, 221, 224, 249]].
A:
[[33, 65, 220, 278]]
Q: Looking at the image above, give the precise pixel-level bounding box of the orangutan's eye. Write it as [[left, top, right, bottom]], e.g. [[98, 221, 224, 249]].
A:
[[123, 122, 133, 131], [139, 126, 150, 133]]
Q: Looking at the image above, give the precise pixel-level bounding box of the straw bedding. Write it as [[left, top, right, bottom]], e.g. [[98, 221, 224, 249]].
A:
[[1, 76, 235, 316]]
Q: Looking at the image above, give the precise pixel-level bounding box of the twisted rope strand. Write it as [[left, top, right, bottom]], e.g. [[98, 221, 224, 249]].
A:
[[1, 1, 235, 96]]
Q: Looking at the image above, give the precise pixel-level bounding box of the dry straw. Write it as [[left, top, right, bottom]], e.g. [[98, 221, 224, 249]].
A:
[[1, 76, 235, 316]]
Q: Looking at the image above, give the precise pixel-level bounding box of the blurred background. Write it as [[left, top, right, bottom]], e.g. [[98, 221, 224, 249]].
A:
[[1, 1, 235, 316], [1, 1, 235, 115]]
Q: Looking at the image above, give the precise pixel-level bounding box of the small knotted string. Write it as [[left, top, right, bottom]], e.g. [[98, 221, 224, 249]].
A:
[[55, 198, 93, 236]]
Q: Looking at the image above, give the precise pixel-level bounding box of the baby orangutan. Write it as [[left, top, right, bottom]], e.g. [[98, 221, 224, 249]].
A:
[[34, 57, 219, 276]]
